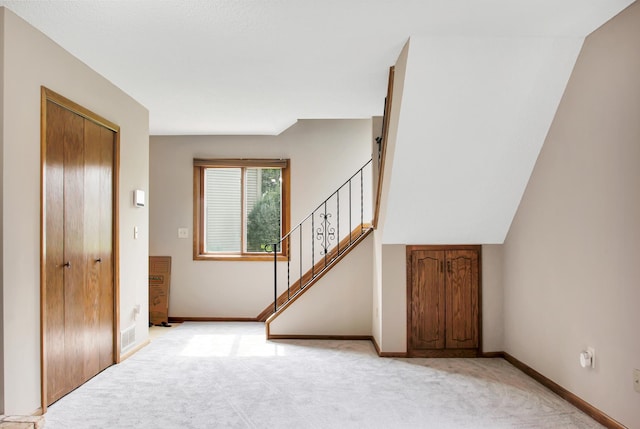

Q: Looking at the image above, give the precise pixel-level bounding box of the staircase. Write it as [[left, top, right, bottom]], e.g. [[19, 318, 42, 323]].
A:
[[257, 159, 373, 322]]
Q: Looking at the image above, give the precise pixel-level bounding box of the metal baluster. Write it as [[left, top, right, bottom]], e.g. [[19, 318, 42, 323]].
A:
[[323, 201, 328, 267], [287, 236, 290, 301], [336, 191, 340, 257], [299, 225, 303, 295], [311, 213, 315, 281], [349, 180, 352, 246], [360, 168, 364, 235], [273, 242, 278, 312]]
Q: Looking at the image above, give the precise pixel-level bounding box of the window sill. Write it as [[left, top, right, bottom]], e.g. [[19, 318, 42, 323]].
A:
[[194, 254, 289, 262]]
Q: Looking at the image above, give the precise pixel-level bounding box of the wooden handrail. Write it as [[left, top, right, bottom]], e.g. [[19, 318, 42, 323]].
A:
[[373, 66, 395, 229]]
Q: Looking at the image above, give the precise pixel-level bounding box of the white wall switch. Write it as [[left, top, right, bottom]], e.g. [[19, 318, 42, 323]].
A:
[[178, 227, 189, 239], [133, 189, 145, 207], [579, 347, 595, 369], [134, 226, 139, 240]]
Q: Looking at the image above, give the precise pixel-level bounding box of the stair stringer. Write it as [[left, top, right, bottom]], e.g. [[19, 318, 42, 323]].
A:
[[265, 231, 373, 339]]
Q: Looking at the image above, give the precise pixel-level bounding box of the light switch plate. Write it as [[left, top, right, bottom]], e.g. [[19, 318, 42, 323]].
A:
[[133, 189, 145, 207], [634, 369, 640, 393], [178, 228, 189, 239], [587, 347, 595, 369]]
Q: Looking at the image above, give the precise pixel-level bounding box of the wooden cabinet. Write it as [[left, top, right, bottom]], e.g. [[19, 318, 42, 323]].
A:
[[407, 246, 480, 357]]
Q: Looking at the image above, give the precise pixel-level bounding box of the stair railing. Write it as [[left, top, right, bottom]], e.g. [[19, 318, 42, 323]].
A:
[[267, 159, 372, 313]]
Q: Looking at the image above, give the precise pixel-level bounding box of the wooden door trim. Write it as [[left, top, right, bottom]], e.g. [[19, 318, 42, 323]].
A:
[[42, 88, 119, 132], [407, 244, 481, 252], [406, 245, 482, 357], [40, 87, 121, 412]]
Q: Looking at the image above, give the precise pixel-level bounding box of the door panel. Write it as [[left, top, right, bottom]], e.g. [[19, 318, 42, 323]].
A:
[[410, 250, 445, 350], [97, 124, 115, 371], [63, 108, 87, 393], [44, 102, 70, 404], [445, 250, 478, 349], [83, 120, 102, 379]]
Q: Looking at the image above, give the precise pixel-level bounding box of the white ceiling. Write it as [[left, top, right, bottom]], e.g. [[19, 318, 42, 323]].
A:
[[0, 0, 634, 135]]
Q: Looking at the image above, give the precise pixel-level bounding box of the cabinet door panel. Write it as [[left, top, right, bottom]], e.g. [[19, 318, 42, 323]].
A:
[[410, 250, 445, 349], [445, 250, 478, 349]]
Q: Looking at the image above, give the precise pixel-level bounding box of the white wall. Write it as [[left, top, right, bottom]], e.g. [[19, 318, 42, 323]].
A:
[[481, 244, 503, 352], [370, 116, 383, 345], [268, 233, 373, 336], [0, 7, 5, 413], [149, 119, 372, 318], [372, 40, 409, 352], [503, 2, 640, 426], [1, 8, 149, 414], [379, 244, 407, 353], [384, 35, 583, 244], [371, 233, 382, 346]]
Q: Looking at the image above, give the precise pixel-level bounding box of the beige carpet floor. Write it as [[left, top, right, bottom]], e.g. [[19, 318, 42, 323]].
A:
[[44, 322, 602, 428]]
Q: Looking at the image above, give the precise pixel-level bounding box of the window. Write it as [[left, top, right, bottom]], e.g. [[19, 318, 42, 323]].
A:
[[193, 159, 290, 260]]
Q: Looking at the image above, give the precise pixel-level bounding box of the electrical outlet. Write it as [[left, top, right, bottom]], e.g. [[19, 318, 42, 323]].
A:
[[634, 369, 640, 393], [178, 227, 189, 239]]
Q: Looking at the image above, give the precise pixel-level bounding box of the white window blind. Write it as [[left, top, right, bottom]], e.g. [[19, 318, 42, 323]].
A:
[[204, 168, 241, 252]]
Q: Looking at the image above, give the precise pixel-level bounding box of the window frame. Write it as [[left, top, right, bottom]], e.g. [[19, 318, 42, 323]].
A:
[[193, 158, 290, 261]]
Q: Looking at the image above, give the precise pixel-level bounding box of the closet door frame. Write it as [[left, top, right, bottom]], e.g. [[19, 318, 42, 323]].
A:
[[406, 244, 482, 357], [39, 87, 121, 412]]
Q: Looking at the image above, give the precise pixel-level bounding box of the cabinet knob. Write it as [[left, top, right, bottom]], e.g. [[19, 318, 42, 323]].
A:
[[95, 258, 102, 263], [63, 261, 71, 268]]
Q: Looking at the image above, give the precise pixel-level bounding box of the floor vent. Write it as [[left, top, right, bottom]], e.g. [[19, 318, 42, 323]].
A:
[[121, 325, 136, 351]]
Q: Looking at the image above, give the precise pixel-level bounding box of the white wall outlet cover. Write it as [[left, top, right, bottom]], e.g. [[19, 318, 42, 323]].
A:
[[178, 227, 189, 238]]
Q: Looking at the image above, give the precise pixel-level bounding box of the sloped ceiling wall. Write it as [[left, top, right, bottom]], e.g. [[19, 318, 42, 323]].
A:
[[382, 35, 584, 244]]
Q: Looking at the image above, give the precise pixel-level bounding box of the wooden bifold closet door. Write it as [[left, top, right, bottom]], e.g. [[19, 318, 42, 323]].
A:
[[407, 245, 481, 358], [42, 91, 117, 407]]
